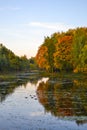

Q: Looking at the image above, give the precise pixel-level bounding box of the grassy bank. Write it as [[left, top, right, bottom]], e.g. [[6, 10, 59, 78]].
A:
[[0, 72, 17, 82], [0, 70, 86, 84], [0, 70, 38, 82], [39, 71, 87, 80]]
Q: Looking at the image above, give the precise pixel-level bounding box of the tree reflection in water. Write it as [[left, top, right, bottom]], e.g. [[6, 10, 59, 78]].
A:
[[36, 78, 87, 125]]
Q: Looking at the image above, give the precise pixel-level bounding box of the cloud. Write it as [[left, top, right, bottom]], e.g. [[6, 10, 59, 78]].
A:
[[29, 22, 74, 31]]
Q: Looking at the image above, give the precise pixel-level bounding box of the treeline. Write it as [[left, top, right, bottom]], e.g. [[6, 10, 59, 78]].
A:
[[0, 44, 37, 72], [36, 27, 87, 73]]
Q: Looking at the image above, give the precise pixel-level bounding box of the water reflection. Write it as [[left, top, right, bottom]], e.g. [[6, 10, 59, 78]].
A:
[[0, 73, 87, 129], [37, 78, 87, 125], [0, 74, 41, 102]]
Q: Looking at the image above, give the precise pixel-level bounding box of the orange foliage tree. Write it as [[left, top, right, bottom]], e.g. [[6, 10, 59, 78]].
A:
[[54, 36, 73, 71], [36, 45, 50, 70]]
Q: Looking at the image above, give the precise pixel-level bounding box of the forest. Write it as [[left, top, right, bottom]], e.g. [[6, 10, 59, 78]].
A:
[[0, 44, 37, 72], [36, 27, 87, 73], [0, 27, 87, 73]]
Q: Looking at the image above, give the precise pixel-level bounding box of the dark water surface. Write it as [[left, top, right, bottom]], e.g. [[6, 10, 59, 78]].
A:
[[0, 74, 87, 130]]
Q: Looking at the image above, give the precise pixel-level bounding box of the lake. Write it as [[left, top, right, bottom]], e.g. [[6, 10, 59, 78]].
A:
[[0, 73, 87, 130]]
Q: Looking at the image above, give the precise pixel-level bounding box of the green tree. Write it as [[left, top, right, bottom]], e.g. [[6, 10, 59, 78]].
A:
[[79, 44, 87, 72], [29, 57, 38, 70], [0, 44, 30, 72], [72, 28, 87, 72]]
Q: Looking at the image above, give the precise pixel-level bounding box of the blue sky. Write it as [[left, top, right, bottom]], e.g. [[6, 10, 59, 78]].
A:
[[0, 0, 87, 58]]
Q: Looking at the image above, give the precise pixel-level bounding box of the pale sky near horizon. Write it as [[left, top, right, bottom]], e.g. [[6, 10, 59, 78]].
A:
[[0, 0, 87, 58]]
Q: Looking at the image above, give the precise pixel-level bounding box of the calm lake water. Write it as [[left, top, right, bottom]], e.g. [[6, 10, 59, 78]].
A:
[[0, 73, 87, 130]]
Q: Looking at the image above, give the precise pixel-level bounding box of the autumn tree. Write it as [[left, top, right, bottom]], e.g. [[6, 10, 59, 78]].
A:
[[43, 35, 56, 72], [36, 45, 50, 71], [54, 35, 73, 71], [36, 27, 87, 73]]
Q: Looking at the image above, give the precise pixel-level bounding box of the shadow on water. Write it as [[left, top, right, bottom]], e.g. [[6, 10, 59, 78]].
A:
[[36, 76, 87, 125]]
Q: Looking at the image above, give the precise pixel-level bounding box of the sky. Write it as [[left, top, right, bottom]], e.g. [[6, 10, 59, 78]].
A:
[[0, 0, 87, 58]]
